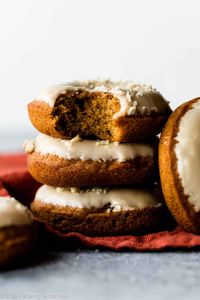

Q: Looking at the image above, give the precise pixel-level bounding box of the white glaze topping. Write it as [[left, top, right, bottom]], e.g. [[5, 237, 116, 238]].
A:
[[37, 79, 169, 119], [175, 100, 200, 211], [35, 185, 161, 212], [23, 139, 35, 153], [23, 134, 154, 162], [0, 197, 32, 228]]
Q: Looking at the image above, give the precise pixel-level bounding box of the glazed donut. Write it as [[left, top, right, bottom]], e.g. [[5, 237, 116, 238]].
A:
[[31, 184, 172, 236], [24, 134, 158, 187], [28, 80, 171, 142], [0, 197, 36, 266], [159, 98, 200, 233]]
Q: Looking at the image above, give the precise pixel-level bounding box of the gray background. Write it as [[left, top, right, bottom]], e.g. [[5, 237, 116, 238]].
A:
[[1, 0, 200, 133], [1, 250, 200, 300]]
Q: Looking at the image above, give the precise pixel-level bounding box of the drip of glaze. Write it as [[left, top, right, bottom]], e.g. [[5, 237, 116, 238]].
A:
[[24, 134, 154, 162], [35, 185, 162, 212]]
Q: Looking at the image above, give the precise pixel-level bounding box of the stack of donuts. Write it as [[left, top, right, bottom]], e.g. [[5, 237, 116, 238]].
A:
[[24, 79, 172, 236]]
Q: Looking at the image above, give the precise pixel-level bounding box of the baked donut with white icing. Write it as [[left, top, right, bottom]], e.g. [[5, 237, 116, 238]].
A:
[[24, 134, 158, 187], [159, 98, 200, 233], [31, 184, 172, 236], [0, 197, 36, 266], [28, 80, 171, 142]]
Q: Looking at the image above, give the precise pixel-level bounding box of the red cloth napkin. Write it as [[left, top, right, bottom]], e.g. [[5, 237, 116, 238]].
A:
[[1, 153, 200, 251]]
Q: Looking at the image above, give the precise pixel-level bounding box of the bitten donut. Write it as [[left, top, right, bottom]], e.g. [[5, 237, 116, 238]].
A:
[[31, 184, 171, 236], [0, 197, 36, 266], [159, 98, 200, 233], [24, 134, 158, 187], [28, 80, 171, 142]]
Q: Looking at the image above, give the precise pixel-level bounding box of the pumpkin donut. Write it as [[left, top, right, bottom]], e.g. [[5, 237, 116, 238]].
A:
[[159, 98, 200, 233], [0, 197, 37, 266], [28, 80, 171, 142], [31, 184, 173, 236], [24, 134, 158, 188]]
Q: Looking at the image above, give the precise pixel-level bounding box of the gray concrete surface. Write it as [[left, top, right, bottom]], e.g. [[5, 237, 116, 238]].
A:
[[1, 251, 200, 300]]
